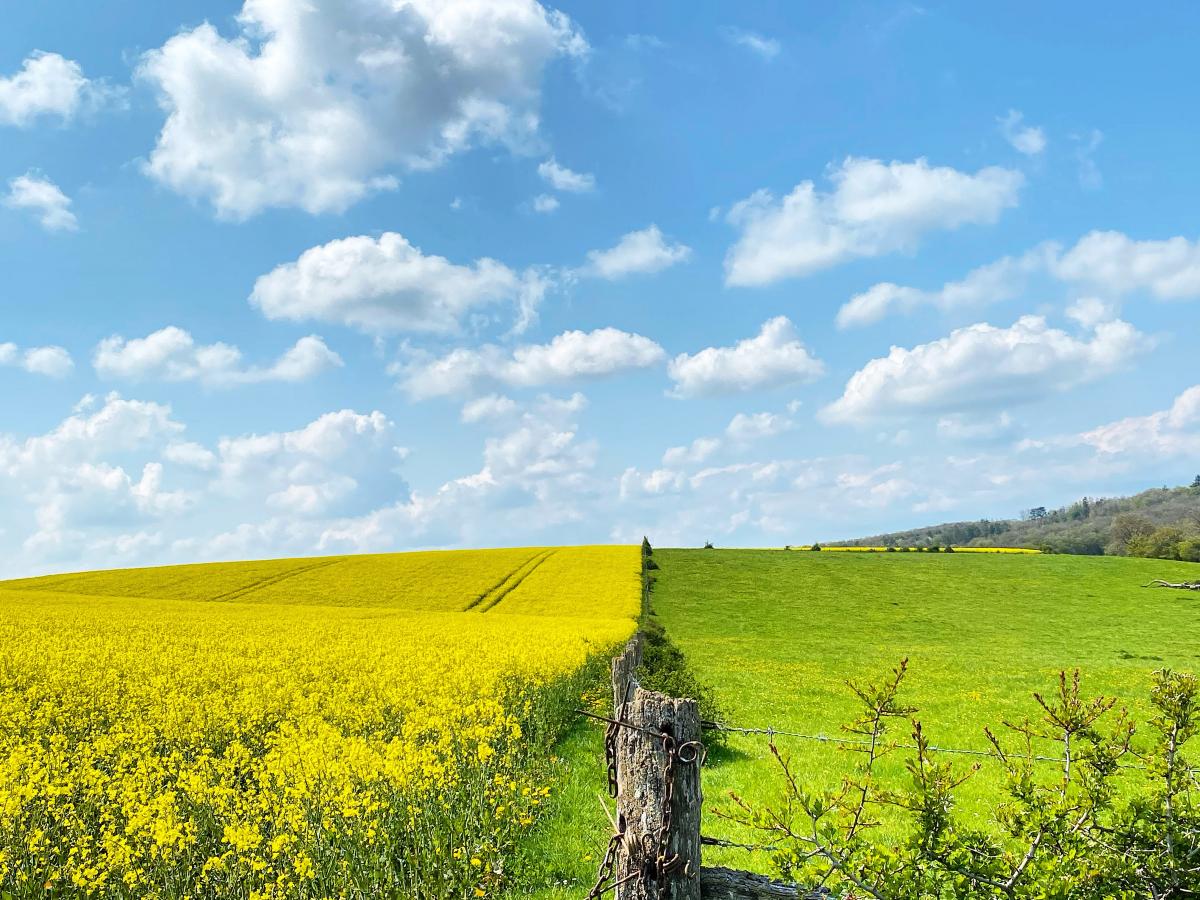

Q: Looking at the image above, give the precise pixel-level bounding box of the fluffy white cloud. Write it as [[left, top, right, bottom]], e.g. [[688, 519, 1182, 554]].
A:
[[401, 327, 665, 398], [0, 342, 73, 378], [662, 438, 721, 467], [0, 51, 115, 127], [93, 327, 342, 387], [839, 229, 1200, 329], [667, 317, 824, 398], [4, 172, 77, 231], [163, 441, 216, 470], [661, 410, 791, 468], [537, 157, 595, 192], [822, 315, 1150, 424], [726, 411, 792, 442], [318, 392, 595, 553], [215, 409, 404, 518], [724, 157, 1023, 286], [532, 193, 560, 213], [137, 0, 586, 218], [581, 225, 692, 279], [1055, 231, 1200, 300], [0, 393, 416, 572], [836, 244, 1052, 328], [998, 109, 1046, 156], [250, 232, 543, 335], [724, 29, 780, 60], [1080, 385, 1200, 457], [1065, 296, 1118, 329], [0, 393, 184, 478], [461, 394, 518, 423]]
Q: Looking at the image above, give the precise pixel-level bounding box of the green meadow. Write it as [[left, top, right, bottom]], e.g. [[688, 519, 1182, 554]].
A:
[[647, 549, 1200, 873]]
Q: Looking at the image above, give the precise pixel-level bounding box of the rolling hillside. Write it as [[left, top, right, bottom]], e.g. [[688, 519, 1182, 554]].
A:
[[827, 481, 1200, 554]]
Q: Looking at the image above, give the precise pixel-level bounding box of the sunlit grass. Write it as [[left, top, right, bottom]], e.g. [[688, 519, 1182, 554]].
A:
[[650, 549, 1200, 873]]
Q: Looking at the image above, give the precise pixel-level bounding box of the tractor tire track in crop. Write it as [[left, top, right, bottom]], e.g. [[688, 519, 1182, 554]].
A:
[[208, 558, 346, 603], [477, 550, 557, 613], [461, 550, 545, 611]]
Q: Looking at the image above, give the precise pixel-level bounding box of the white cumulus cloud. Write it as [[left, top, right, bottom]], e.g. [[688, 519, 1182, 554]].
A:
[[4, 172, 77, 231], [0, 342, 74, 378], [401, 327, 665, 398], [724, 157, 1023, 286], [822, 315, 1151, 424], [1055, 231, 1200, 300], [581, 225, 692, 279], [998, 109, 1047, 156], [0, 51, 117, 127], [537, 157, 595, 192], [93, 327, 342, 387], [1080, 385, 1200, 458], [250, 232, 544, 335], [836, 244, 1054, 328], [137, 0, 587, 218], [667, 317, 824, 398]]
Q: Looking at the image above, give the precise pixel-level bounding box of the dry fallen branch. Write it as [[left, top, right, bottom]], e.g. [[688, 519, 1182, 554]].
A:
[[1144, 580, 1200, 591]]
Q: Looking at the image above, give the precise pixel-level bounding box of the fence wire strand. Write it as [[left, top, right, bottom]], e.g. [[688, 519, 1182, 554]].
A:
[[701, 720, 1069, 763]]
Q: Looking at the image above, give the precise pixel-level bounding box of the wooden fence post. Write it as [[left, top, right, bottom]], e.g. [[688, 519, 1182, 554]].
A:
[[610, 637, 702, 900], [603, 636, 819, 900]]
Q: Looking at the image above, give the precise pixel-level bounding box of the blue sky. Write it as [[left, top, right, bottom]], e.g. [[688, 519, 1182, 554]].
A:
[[1, 1, 1198, 575]]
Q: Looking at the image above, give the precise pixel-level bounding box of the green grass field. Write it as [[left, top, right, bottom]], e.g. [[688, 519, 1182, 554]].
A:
[[648, 549, 1200, 873]]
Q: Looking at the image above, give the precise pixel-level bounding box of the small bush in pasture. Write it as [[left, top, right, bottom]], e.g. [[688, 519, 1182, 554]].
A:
[[810, 542, 822, 551]]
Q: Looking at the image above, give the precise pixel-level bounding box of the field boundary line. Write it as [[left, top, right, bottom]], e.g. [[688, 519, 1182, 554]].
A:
[[477, 549, 557, 613], [207, 558, 346, 603]]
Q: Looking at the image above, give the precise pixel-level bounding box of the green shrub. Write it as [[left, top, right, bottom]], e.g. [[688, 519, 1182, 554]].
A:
[[1129, 525, 1187, 560], [1178, 538, 1200, 563], [724, 664, 1200, 898]]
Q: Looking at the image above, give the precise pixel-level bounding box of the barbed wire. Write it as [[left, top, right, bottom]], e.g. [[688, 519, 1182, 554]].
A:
[[701, 834, 781, 854], [701, 719, 1069, 763], [700, 719, 1200, 775]]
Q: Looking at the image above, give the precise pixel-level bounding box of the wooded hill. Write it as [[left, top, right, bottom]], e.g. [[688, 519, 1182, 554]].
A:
[[830, 480, 1200, 556]]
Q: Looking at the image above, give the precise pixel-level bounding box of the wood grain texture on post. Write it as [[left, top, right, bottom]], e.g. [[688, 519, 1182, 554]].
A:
[[614, 683, 703, 900], [612, 636, 642, 714]]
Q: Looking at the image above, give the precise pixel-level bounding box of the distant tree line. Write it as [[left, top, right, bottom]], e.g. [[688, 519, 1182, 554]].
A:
[[824, 478, 1200, 558]]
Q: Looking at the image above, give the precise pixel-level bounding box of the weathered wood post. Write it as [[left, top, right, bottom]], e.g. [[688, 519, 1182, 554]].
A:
[[610, 637, 702, 900]]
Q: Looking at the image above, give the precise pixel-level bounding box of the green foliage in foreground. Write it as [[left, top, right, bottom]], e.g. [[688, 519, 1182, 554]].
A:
[[727, 661, 1200, 898], [649, 549, 1200, 875]]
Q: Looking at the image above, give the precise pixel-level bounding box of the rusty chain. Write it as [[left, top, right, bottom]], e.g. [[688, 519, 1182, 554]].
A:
[[654, 730, 682, 881], [585, 830, 625, 900], [581, 704, 706, 898]]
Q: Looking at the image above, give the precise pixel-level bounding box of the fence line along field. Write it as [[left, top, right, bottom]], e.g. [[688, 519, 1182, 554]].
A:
[[0, 546, 640, 900]]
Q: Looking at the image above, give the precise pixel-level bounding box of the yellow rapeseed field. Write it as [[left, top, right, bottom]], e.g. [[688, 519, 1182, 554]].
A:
[[0, 546, 640, 899]]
